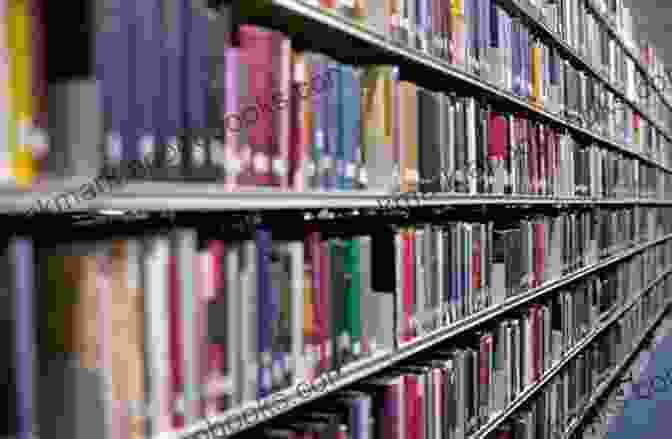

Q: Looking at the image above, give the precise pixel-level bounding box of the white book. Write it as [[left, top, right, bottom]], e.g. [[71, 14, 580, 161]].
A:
[[239, 240, 258, 403], [176, 229, 197, 424], [224, 243, 241, 405], [144, 236, 172, 433], [288, 242, 305, 383]]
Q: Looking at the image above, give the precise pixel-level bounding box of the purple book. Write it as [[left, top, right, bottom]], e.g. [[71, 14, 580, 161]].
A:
[[161, 0, 185, 177], [480, 0, 490, 71], [184, 1, 212, 179], [308, 54, 325, 190], [256, 226, 274, 399], [12, 238, 34, 439], [97, 0, 130, 169], [133, 0, 161, 175], [350, 395, 372, 439], [325, 59, 340, 190], [521, 28, 529, 98], [512, 19, 522, 96]]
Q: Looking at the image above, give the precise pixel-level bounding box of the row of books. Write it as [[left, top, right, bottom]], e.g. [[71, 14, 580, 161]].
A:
[[492, 274, 671, 439], [242, 265, 672, 439], [308, 0, 672, 136], [3, 206, 672, 439], [40, 5, 672, 193]]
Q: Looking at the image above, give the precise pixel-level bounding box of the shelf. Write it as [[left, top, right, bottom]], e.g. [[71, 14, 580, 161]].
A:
[[470, 265, 672, 439], [5, 180, 672, 214], [162, 232, 672, 439], [496, 0, 672, 144], [560, 295, 672, 439], [236, 0, 672, 174]]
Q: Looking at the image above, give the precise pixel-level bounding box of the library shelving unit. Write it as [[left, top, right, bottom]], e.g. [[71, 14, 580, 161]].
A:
[[4, 1, 672, 439]]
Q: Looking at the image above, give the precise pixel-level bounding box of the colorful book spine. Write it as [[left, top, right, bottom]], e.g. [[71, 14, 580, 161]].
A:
[[145, 237, 172, 433], [12, 238, 34, 439], [0, 0, 9, 183], [256, 226, 274, 398], [133, 0, 161, 172], [8, 0, 33, 186]]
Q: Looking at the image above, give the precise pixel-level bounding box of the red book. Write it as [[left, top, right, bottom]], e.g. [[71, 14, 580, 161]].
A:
[[538, 125, 547, 195], [403, 231, 415, 343], [304, 229, 321, 379], [169, 256, 184, 427], [488, 113, 507, 160], [204, 241, 226, 415], [238, 25, 276, 187], [405, 375, 420, 439], [479, 334, 489, 412], [271, 31, 291, 189], [528, 121, 538, 195]]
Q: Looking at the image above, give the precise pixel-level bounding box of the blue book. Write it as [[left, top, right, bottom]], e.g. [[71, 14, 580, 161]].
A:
[[340, 66, 359, 190], [325, 59, 340, 190], [161, 0, 185, 178]]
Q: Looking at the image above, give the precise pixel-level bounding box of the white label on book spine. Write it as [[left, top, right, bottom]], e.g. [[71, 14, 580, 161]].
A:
[[140, 135, 155, 165], [107, 132, 123, 164], [321, 155, 333, 171], [254, 152, 269, 173], [358, 167, 368, 185], [273, 157, 288, 177], [345, 162, 356, 178]]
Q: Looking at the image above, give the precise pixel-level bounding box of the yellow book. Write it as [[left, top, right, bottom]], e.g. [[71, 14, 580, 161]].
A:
[[452, 0, 464, 17], [8, 0, 33, 186], [531, 46, 542, 108]]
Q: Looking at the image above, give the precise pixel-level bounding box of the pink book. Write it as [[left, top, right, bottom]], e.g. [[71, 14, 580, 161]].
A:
[[223, 48, 240, 190], [96, 250, 124, 439], [273, 32, 291, 189], [290, 53, 308, 192], [238, 25, 275, 187]]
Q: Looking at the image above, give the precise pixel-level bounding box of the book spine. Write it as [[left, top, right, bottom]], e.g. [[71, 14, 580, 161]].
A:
[[12, 238, 34, 439], [145, 237, 172, 432]]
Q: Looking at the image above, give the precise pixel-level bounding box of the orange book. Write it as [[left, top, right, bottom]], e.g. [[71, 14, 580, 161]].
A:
[[399, 81, 419, 192], [110, 241, 146, 439]]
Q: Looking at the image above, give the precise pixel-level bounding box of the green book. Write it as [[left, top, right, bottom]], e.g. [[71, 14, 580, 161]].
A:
[[344, 238, 362, 358]]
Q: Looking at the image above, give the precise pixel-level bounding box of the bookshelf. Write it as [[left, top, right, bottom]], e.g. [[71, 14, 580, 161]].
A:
[[5, 1, 672, 439], [141, 230, 672, 439]]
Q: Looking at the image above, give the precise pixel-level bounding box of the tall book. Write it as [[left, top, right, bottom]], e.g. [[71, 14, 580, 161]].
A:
[[8, 0, 33, 186], [10, 238, 35, 439]]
